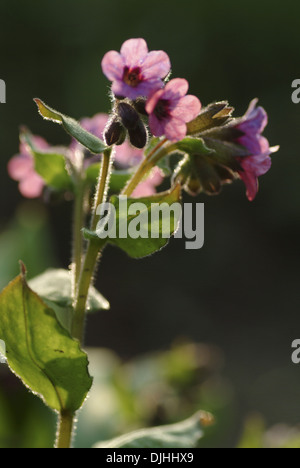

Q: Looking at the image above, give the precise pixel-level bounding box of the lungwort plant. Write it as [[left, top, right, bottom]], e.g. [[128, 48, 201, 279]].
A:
[[1, 38, 278, 448]]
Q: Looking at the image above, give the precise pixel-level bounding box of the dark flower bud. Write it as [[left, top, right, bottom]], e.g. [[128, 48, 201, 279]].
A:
[[133, 97, 148, 116], [104, 117, 126, 146], [128, 120, 147, 149], [118, 102, 140, 130]]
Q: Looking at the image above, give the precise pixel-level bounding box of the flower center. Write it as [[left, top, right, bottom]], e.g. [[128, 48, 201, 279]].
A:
[[154, 99, 170, 120], [123, 66, 142, 87]]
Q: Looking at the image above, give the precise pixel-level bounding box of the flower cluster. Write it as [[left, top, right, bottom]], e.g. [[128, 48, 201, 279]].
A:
[[8, 38, 278, 203], [197, 99, 279, 201], [101, 38, 201, 142]]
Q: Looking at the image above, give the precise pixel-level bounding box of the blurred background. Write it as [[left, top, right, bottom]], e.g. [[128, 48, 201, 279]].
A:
[[0, 0, 299, 448]]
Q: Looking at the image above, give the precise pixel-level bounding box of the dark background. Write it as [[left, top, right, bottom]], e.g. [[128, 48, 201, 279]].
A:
[[0, 0, 299, 447]]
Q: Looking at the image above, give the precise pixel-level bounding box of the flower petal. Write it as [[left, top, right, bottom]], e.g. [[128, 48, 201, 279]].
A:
[[142, 51, 171, 79], [239, 104, 268, 135], [163, 78, 189, 100], [238, 170, 259, 202], [242, 154, 272, 177], [145, 89, 164, 115], [101, 51, 124, 81], [80, 114, 108, 138], [115, 142, 143, 168], [19, 172, 44, 199], [239, 134, 262, 155], [7, 155, 33, 181], [120, 38, 148, 67], [164, 118, 187, 142], [170, 95, 201, 122], [148, 114, 166, 137]]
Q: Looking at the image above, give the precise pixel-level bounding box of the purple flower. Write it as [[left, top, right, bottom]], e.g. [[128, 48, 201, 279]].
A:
[[234, 100, 279, 201], [101, 38, 171, 100], [236, 99, 269, 155], [145, 78, 201, 142], [8, 136, 48, 198]]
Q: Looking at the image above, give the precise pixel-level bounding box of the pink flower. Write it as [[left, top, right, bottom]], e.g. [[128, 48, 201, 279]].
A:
[[146, 78, 201, 142], [237, 143, 278, 202], [8, 136, 48, 198], [101, 38, 171, 100], [234, 100, 279, 201]]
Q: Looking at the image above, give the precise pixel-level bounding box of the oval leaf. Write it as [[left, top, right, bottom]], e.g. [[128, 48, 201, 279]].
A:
[[87, 184, 182, 259], [34, 99, 107, 154], [33, 152, 73, 191], [21, 129, 73, 191], [0, 270, 93, 412]]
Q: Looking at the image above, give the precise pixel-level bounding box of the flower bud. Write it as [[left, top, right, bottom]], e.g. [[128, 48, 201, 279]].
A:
[[186, 101, 234, 136], [117, 101, 140, 130], [133, 97, 148, 116], [128, 120, 148, 149], [104, 117, 126, 146]]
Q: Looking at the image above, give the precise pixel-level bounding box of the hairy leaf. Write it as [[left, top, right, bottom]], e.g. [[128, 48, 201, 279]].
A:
[[0, 270, 93, 412], [34, 99, 106, 154], [84, 184, 182, 259]]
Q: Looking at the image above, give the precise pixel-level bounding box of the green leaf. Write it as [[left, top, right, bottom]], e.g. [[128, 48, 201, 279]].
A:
[[85, 184, 182, 259], [85, 163, 132, 192], [34, 152, 73, 191], [94, 411, 211, 448], [0, 270, 93, 412], [21, 129, 73, 191], [34, 99, 107, 154], [29, 269, 110, 316], [176, 137, 215, 156]]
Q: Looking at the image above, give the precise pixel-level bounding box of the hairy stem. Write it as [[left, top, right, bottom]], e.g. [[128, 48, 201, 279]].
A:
[[122, 139, 176, 197], [55, 149, 112, 449], [55, 410, 74, 449], [72, 148, 112, 342], [72, 180, 87, 294]]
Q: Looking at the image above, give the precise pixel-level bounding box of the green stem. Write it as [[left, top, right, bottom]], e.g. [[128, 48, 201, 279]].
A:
[[122, 139, 175, 197], [72, 180, 87, 293], [56, 410, 74, 449], [55, 149, 112, 449], [71, 148, 112, 342]]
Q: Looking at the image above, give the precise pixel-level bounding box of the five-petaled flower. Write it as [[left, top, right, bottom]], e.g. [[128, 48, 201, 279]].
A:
[[101, 38, 171, 100], [145, 78, 201, 142], [234, 99, 279, 201]]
